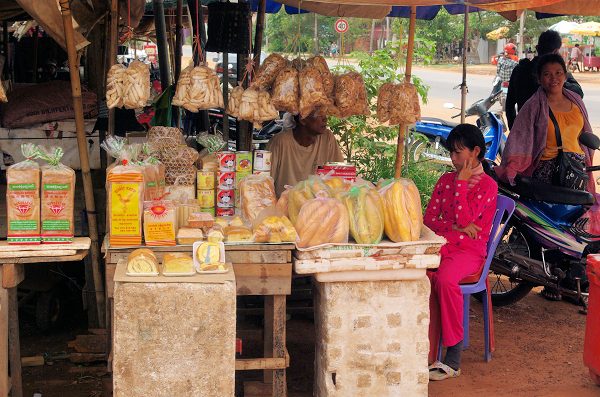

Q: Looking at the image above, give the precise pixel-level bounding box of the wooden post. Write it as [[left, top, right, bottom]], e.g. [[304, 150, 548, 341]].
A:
[[154, 0, 172, 91], [460, 5, 469, 124], [32, 26, 39, 83], [3, 21, 8, 81], [107, 0, 118, 140], [187, 0, 210, 132], [518, 10, 526, 58], [223, 51, 230, 142], [394, 6, 416, 179], [8, 288, 22, 397], [59, 0, 106, 328]]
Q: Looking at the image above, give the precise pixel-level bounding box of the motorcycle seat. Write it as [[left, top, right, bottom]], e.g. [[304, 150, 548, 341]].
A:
[[504, 176, 594, 206], [418, 117, 458, 129]]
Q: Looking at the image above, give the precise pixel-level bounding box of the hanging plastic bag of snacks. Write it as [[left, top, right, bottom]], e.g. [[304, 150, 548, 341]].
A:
[[307, 56, 334, 98], [238, 88, 279, 127], [376, 82, 395, 123], [298, 66, 330, 119], [106, 64, 126, 109], [251, 53, 288, 90], [122, 60, 150, 109], [172, 65, 192, 108], [389, 82, 421, 125], [227, 85, 244, 118], [334, 71, 369, 118], [271, 66, 299, 115], [186, 65, 224, 112]]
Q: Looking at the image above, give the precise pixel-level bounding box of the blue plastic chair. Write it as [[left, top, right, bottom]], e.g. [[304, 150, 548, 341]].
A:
[[437, 195, 515, 362]]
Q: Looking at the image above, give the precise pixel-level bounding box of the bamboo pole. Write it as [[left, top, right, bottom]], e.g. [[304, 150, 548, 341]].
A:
[[394, 6, 416, 179], [460, 5, 469, 124], [174, 0, 183, 83], [154, 0, 172, 90], [59, 0, 105, 328]]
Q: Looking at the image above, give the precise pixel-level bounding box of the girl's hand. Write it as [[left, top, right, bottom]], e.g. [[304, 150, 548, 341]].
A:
[[453, 223, 482, 239], [458, 157, 474, 181]]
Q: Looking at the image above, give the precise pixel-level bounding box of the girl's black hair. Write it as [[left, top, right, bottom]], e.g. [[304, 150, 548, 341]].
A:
[[536, 53, 567, 78], [445, 123, 486, 161]]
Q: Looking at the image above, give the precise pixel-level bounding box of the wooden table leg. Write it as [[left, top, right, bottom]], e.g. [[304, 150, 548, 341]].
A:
[[0, 272, 8, 397], [264, 295, 287, 397], [8, 288, 22, 397]]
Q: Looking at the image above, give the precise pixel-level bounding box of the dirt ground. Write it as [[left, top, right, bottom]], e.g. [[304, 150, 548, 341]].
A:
[[18, 286, 600, 397]]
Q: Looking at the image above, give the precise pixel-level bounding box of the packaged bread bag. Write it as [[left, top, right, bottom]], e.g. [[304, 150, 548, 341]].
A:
[[101, 137, 145, 246], [37, 146, 75, 243], [6, 144, 41, 244]]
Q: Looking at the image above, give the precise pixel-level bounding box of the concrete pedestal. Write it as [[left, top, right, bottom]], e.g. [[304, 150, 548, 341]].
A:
[[112, 262, 236, 397]]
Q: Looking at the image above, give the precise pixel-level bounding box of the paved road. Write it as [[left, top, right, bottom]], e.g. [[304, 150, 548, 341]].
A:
[[413, 66, 600, 130]]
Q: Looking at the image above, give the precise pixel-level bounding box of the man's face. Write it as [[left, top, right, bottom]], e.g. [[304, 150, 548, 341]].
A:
[[300, 112, 327, 135]]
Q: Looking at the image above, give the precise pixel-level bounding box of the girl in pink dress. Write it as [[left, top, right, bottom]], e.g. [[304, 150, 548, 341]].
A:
[[425, 124, 498, 381]]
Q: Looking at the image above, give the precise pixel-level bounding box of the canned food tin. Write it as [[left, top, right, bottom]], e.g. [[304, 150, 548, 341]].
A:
[[200, 207, 216, 216], [197, 189, 215, 208], [253, 170, 271, 176], [236, 151, 253, 172], [253, 150, 272, 171], [217, 171, 236, 190], [217, 151, 236, 171], [217, 188, 235, 208], [197, 170, 215, 190], [235, 170, 252, 189], [216, 207, 235, 217]]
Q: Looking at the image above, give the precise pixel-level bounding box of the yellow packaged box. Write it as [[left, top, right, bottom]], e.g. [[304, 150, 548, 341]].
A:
[[143, 200, 177, 246]]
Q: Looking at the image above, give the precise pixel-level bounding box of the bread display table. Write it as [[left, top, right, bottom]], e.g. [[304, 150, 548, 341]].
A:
[[294, 227, 445, 397], [102, 239, 294, 397], [0, 238, 90, 397], [112, 259, 236, 396]]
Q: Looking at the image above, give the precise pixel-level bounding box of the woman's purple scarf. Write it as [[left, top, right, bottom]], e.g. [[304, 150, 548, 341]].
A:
[[496, 86, 595, 193]]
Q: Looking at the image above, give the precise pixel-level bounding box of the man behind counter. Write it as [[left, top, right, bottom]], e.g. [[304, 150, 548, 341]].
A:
[[268, 111, 344, 197]]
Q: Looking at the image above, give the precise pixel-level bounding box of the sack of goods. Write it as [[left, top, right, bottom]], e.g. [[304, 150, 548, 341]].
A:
[[252, 207, 297, 243], [377, 82, 421, 125], [378, 178, 423, 242], [37, 146, 75, 243], [287, 176, 331, 225], [295, 193, 349, 248], [106, 60, 150, 109]]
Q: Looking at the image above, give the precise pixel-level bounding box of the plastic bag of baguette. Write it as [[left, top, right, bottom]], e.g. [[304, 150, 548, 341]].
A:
[[227, 85, 244, 118], [295, 192, 349, 248], [251, 53, 288, 90], [106, 64, 126, 109], [334, 71, 369, 118], [238, 88, 278, 127], [271, 66, 299, 114], [298, 66, 330, 119], [187, 65, 224, 112], [122, 60, 150, 109], [389, 82, 421, 125], [172, 65, 192, 107]]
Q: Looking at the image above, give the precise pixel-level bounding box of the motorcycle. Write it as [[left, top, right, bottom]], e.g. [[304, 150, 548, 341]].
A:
[[206, 108, 283, 151], [488, 132, 600, 309], [408, 89, 507, 166]]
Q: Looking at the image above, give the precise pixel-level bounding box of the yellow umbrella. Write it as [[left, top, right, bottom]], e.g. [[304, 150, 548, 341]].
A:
[[570, 21, 600, 36]]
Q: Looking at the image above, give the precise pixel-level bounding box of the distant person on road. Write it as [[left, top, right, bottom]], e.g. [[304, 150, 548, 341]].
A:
[[494, 44, 519, 107], [570, 44, 583, 72], [505, 30, 583, 129], [330, 42, 338, 58]]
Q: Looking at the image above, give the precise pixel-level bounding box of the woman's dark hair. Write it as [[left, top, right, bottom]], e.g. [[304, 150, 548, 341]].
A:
[[536, 53, 567, 78], [445, 123, 486, 161], [536, 30, 562, 55]]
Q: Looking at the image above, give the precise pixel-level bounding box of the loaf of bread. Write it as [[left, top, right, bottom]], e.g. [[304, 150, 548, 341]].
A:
[[162, 253, 194, 274], [127, 248, 159, 274]]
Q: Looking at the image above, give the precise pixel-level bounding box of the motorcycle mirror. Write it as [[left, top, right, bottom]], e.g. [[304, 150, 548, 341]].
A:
[[443, 102, 456, 109], [580, 132, 600, 150]]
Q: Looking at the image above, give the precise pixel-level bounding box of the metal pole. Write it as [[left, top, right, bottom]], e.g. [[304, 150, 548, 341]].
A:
[[59, 0, 105, 328], [154, 0, 172, 90], [460, 5, 469, 124], [394, 6, 416, 179], [223, 52, 229, 143]]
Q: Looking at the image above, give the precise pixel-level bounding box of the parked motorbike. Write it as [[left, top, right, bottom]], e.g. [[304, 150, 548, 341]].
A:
[[206, 108, 283, 151], [487, 132, 600, 308], [408, 89, 507, 166]]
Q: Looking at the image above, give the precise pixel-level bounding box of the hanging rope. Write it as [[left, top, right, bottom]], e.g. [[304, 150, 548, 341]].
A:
[[241, 12, 255, 86], [192, 0, 204, 65], [119, 0, 134, 44]]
